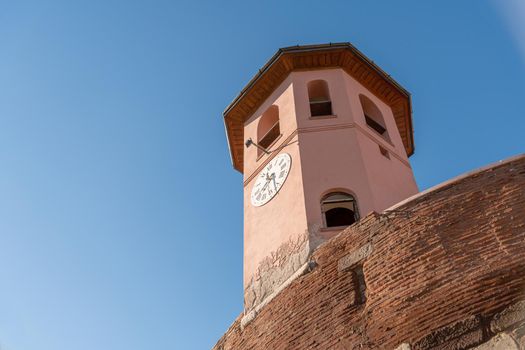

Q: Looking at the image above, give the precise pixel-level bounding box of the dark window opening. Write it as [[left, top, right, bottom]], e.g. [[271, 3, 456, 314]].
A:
[[258, 121, 280, 149], [360, 94, 390, 142], [379, 145, 390, 159], [321, 192, 359, 228], [308, 80, 332, 117], [325, 207, 355, 227], [310, 99, 332, 117], [257, 105, 280, 156], [365, 114, 386, 135], [352, 265, 367, 305]]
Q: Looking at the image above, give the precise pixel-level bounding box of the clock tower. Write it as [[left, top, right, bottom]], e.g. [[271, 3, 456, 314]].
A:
[[223, 43, 418, 314]]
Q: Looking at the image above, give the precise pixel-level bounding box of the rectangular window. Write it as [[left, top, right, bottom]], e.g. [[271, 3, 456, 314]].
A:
[[258, 121, 280, 149], [310, 99, 332, 117], [379, 145, 390, 159], [365, 115, 386, 135], [352, 265, 367, 304]]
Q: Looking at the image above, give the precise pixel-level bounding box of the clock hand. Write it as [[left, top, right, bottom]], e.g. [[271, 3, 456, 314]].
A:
[[261, 177, 271, 192]]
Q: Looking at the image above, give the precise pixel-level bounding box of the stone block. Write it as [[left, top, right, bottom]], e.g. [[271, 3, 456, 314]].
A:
[[511, 323, 525, 349], [338, 243, 372, 271], [412, 315, 482, 350], [472, 332, 518, 350], [491, 300, 525, 333]]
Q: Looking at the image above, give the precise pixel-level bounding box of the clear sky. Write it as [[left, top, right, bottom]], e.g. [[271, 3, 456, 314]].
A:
[[0, 1, 523, 349]]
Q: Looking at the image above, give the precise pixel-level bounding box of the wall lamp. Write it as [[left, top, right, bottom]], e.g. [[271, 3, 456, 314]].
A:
[[245, 138, 270, 154]]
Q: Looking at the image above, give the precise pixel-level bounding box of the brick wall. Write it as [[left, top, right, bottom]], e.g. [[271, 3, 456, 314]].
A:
[[213, 155, 525, 349]]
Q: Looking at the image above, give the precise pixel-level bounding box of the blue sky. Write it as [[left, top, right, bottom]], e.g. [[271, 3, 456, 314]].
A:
[[0, 1, 523, 349]]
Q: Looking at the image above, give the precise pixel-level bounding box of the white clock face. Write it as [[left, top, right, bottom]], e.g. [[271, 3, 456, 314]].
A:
[[250, 153, 292, 207]]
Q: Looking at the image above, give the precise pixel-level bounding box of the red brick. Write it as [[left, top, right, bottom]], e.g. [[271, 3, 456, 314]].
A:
[[213, 155, 525, 349]]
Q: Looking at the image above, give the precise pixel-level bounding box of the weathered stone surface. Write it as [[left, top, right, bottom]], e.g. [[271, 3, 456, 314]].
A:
[[213, 155, 525, 350], [412, 316, 482, 350], [511, 323, 525, 349], [395, 343, 412, 350], [438, 330, 483, 350], [490, 300, 525, 333], [243, 232, 310, 311], [472, 332, 519, 350], [241, 261, 316, 329], [338, 242, 372, 271]]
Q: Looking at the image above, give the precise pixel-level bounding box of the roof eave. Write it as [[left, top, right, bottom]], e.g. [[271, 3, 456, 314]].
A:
[[223, 43, 415, 173]]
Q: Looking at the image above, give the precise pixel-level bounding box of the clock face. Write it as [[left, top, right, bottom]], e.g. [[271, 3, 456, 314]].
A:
[[250, 153, 292, 207]]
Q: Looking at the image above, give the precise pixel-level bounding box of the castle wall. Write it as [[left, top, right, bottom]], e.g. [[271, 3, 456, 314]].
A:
[[214, 154, 525, 350]]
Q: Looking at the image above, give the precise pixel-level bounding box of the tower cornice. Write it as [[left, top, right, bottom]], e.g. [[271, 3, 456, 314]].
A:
[[224, 43, 415, 173]]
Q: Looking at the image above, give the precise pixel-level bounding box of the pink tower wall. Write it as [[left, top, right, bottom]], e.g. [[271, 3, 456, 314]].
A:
[[243, 77, 308, 292], [242, 69, 418, 310], [344, 72, 419, 211], [292, 69, 418, 240]]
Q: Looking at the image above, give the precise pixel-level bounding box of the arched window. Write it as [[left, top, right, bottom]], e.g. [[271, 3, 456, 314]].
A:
[[257, 105, 280, 155], [308, 80, 332, 117], [321, 192, 359, 228], [359, 94, 390, 141]]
